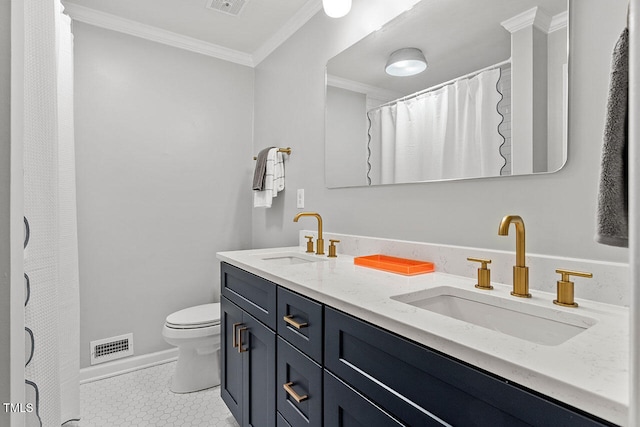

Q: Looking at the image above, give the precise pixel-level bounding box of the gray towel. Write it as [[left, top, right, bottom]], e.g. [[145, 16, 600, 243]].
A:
[[252, 146, 275, 190], [596, 28, 629, 248]]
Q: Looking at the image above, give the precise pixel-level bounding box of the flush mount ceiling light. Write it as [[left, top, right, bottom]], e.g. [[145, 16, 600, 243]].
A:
[[323, 0, 352, 18], [385, 48, 428, 77]]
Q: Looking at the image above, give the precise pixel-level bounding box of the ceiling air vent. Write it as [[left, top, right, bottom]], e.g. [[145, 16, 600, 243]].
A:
[[206, 0, 248, 16]]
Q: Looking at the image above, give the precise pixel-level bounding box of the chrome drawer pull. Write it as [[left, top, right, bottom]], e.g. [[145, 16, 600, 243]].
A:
[[283, 382, 308, 403], [283, 314, 308, 329]]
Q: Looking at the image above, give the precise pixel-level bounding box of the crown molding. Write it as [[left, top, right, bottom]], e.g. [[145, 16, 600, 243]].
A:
[[501, 7, 554, 34], [64, 1, 323, 67], [63, 3, 254, 67], [326, 75, 403, 103], [549, 11, 568, 33], [252, 0, 322, 66]]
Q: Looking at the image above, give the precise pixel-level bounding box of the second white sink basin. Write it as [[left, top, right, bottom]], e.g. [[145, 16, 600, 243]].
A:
[[391, 286, 597, 346], [254, 252, 326, 265]]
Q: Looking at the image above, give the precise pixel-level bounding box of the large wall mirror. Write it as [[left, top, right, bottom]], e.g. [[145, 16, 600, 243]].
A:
[[325, 0, 568, 188]]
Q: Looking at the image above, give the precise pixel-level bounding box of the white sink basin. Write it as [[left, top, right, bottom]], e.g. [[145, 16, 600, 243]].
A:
[[391, 286, 597, 346], [254, 252, 326, 265]]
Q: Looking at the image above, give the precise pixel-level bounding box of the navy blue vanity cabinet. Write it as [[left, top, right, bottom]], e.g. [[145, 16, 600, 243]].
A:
[[276, 287, 324, 427], [324, 307, 615, 427], [220, 262, 615, 427], [221, 262, 277, 427]]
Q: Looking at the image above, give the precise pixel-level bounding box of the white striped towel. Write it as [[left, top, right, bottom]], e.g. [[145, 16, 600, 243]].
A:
[[253, 149, 285, 208]]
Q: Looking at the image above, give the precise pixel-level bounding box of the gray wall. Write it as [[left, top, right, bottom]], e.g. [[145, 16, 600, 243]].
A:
[[74, 23, 255, 368], [325, 86, 367, 187], [0, 0, 11, 424], [252, 0, 629, 265]]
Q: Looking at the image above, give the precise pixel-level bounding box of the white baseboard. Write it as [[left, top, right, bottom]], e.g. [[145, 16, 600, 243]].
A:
[[80, 348, 179, 384]]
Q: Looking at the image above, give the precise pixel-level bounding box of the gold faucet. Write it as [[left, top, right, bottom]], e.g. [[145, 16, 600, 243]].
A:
[[293, 212, 324, 255], [498, 215, 531, 298]]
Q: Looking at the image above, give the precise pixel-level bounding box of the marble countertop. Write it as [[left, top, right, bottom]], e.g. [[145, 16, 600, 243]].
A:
[[217, 246, 629, 426]]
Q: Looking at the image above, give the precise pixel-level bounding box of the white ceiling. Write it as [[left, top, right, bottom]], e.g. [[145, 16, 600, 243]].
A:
[[61, 0, 322, 66], [60, 0, 568, 76]]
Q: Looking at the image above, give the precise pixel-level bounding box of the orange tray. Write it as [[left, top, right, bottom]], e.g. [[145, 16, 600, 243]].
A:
[[354, 254, 435, 276]]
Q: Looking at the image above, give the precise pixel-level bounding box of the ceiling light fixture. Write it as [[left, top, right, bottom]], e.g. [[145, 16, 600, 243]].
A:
[[385, 48, 428, 77], [322, 0, 352, 18]]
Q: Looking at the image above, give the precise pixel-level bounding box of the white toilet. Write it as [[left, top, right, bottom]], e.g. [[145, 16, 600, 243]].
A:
[[162, 303, 221, 393]]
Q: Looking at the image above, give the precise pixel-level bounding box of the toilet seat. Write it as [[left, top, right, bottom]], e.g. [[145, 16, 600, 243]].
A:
[[165, 303, 220, 329]]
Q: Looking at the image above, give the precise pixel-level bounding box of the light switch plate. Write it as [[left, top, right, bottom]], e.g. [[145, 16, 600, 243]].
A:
[[297, 189, 304, 208]]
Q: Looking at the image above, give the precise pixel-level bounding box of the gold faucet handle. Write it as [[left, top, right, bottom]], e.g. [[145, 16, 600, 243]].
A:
[[554, 269, 593, 308], [304, 236, 314, 253], [467, 257, 492, 290], [467, 257, 491, 268], [555, 269, 593, 281], [328, 239, 340, 258]]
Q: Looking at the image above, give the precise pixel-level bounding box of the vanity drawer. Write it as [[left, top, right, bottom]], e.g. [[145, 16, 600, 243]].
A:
[[324, 370, 405, 427], [277, 338, 322, 427], [221, 262, 277, 330], [325, 307, 614, 427], [277, 287, 323, 363]]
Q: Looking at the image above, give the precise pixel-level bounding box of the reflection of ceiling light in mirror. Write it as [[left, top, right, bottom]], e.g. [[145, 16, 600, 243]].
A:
[[323, 0, 352, 18], [385, 48, 428, 77]]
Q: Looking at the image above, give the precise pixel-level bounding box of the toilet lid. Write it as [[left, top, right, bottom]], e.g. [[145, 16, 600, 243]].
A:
[[165, 303, 221, 329]]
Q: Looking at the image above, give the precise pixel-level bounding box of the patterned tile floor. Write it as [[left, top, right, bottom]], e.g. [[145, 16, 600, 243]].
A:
[[78, 362, 239, 427]]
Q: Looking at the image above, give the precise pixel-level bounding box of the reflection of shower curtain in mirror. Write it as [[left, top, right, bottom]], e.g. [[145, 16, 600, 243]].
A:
[[367, 68, 504, 184], [23, 0, 80, 425]]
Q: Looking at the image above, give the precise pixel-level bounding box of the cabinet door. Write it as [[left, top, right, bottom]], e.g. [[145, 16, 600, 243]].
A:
[[242, 312, 276, 427], [324, 370, 404, 427], [277, 338, 322, 427], [221, 296, 244, 424]]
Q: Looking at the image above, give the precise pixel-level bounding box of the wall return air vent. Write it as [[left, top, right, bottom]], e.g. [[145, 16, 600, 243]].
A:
[[90, 333, 134, 365], [206, 0, 248, 16]]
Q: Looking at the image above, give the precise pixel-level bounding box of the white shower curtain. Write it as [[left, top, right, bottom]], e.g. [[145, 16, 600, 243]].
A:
[[368, 68, 505, 184], [23, 1, 80, 426]]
